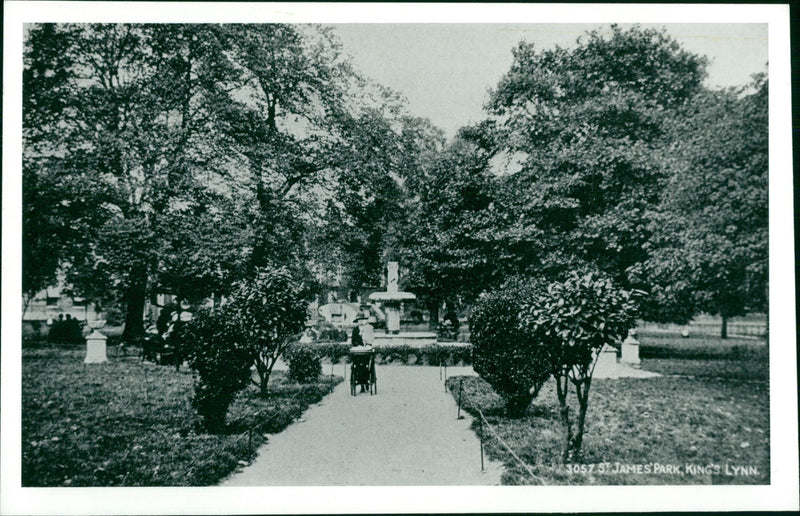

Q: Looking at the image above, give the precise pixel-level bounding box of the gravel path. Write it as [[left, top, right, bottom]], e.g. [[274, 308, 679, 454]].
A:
[[221, 365, 504, 486], [221, 357, 656, 486]]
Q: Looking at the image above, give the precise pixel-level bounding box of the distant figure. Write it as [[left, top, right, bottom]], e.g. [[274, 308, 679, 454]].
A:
[[50, 313, 82, 344], [48, 314, 65, 343], [351, 314, 374, 392], [359, 315, 374, 346], [351, 318, 363, 347], [163, 308, 192, 370]]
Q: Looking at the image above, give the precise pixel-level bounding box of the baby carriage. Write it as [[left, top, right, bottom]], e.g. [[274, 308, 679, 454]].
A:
[[349, 346, 376, 396]]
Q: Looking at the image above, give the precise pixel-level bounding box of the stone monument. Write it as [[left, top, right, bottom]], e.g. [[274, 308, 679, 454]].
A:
[[620, 330, 641, 367], [84, 319, 108, 364], [595, 343, 618, 370]]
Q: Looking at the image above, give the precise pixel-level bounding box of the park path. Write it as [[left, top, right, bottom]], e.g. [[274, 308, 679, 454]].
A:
[[221, 364, 504, 486], [221, 357, 657, 486]]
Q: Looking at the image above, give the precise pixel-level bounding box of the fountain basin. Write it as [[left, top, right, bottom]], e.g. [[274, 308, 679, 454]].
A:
[[373, 331, 437, 348], [368, 291, 416, 302]]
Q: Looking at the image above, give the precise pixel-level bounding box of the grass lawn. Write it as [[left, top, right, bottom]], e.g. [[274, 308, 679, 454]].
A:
[[638, 332, 769, 381], [636, 330, 766, 359], [22, 345, 341, 486], [446, 343, 769, 485]]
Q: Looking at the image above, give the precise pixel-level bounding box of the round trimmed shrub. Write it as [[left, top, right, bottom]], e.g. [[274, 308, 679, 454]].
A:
[[177, 306, 252, 433], [470, 278, 551, 417]]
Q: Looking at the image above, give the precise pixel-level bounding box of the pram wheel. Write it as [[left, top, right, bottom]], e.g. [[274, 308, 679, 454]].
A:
[[349, 346, 376, 396]]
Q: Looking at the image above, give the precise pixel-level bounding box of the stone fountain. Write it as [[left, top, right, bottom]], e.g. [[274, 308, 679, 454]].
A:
[[368, 262, 436, 347]]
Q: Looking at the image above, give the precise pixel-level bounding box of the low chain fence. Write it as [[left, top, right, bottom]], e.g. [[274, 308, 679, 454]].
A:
[[441, 367, 544, 484]]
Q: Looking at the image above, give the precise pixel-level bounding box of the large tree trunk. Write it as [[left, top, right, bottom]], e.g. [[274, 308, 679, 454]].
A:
[[121, 265, 148, 344], [720, 314, 728, 339], [428, 299, 440, 330]]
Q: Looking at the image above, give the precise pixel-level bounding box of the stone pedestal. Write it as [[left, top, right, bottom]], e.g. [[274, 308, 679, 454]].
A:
[[386, 306, 401, 333], [84, 330, 108, 364], [620, 332, 641, 367], [596, 344, 618, 370]]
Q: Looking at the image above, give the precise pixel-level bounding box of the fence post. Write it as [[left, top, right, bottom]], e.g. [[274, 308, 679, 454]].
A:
[[479, 412, 485, 472], [457, 378, 464, 419]]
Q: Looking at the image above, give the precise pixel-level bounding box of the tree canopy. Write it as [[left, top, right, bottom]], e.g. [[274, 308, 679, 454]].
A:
[[23, 23, 768, 339]]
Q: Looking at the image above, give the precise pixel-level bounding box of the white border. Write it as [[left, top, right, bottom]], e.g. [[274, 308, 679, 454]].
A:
[[2, 2, 796, 514]]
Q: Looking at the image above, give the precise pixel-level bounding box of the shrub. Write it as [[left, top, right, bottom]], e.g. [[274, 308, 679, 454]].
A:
[[285, 345, 322, 383], [450, 345, 473, 365], [178, 307, 252, 433], [226, 267, 308, 396], [310, 342, 350, 363], [423, 344, 450, 366], [419, 344, 472, 366], [380, 345, 412, 364], [470, 278, 551, 417]]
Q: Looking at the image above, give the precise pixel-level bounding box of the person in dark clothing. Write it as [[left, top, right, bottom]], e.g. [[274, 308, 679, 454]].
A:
[[64, 314, 82, 343], [351, 321, 363, 347]]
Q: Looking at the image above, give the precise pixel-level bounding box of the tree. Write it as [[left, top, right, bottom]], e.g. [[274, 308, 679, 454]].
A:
[[481, 25, 709, 287], [633, 76, 768, 336], [521, 271, 640, 461], [23, 24, 265, 341], [22, 24, 83, 311], [225, 267, 308, 396], [216, 25, 355, 273], [321, 92, 446, 298], [155, 201, 253, 305], [396, 137, 502, 326]]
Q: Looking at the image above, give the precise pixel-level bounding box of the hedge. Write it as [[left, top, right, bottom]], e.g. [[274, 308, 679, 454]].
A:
[[297, 342, 472, 366]]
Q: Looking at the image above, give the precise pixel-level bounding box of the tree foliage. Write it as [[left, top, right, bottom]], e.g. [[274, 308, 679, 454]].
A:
[[482, 25, 709, 287], [397, 138, 501, 318], [178, 306, 253, 433], [22, 23, 401, 339], [470, 277, 551, 417], [521, 271, 640, 461], [224, 267, 309, 395], [631, 76, 768, 334]]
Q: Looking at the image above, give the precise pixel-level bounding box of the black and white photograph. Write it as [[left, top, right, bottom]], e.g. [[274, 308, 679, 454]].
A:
[[2, 1, 797, 514]]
